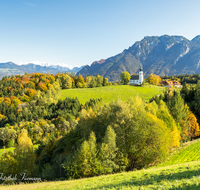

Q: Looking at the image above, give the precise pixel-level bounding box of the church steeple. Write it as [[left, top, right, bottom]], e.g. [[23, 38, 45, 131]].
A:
[[139, 66, 143, 84]]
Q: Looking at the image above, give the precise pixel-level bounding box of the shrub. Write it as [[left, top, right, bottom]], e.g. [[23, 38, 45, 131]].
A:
[[6, 139, 13, 148]]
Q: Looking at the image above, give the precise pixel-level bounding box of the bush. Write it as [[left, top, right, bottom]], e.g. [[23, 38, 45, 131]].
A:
[[42, 163, 56, 180], [6, 139, 13, 148]]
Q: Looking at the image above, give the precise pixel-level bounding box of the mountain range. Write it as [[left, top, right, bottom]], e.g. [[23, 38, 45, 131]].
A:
[[0, 62, 83, 79], [77, 35, 200, 81], [2, 35, 200, 81]]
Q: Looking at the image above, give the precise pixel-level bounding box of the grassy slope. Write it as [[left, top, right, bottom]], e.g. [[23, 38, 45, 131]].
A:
[[2, 161, 200, 190], [60, 85, 164, 104], [157, 139, 200, 167], [2, 139, 200, 189]]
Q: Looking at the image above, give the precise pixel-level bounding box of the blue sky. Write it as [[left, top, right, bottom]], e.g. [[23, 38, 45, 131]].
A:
[[0, 0, 200, 68]]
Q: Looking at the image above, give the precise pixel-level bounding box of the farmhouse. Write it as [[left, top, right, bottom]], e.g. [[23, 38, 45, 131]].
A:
[[130, 67, 143, 85], [160, 80, 182, 87]]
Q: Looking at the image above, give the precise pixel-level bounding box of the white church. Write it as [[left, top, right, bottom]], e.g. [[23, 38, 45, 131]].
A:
[[130, 67, 143, 85]]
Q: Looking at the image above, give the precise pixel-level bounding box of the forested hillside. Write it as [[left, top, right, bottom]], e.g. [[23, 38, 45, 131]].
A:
[[161, 73, 200, 84], [0, 72, 199, 184]]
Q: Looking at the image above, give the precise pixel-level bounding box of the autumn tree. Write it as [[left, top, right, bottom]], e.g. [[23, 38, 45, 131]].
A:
[[96, 74, 103, 87], [151, 100, 181, 148], [92, 97, 171, 169], [76, 74, 85, 88], [85, 75, 93, 87], [37, 81, 48, 92], [147, 73, 162, 85], [17, 129, 33, 149], [60, 74, 72, 89], [188, 112, 200, 139], [0, 152, 18, 176], [103, 77, 109, 86], [0, 127, 11, 147], [120, 71, 131, 85], [15, 129, 37, 177], [0, 128, 36, 179]]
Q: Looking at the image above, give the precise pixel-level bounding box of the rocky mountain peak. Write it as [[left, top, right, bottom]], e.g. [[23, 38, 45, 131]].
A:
[[77, 35, 200, 81]]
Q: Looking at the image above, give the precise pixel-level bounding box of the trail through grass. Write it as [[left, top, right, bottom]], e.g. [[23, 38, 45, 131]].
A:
[[61, 85, 164, 104]]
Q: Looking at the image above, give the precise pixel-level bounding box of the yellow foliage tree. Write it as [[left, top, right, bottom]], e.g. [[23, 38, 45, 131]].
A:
[[0, 152, 18, 175], [0, 130, 36, 178], [10, 96, 21, 106], [0, 97, 4, 103], [0, 114, 6, 121], [147, 100, 181, 148], [17, 129, 33, 150], [171, 124, 181, 147], [15, 129, 37, 176], [147, 73, 162, 85]]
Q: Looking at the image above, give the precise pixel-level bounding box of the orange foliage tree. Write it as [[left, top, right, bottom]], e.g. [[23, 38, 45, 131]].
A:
[[188, 112, 200, 139], [37, 82, 48, 92], [26, 88, 36, 97], [4, 97, 11, 106], [10, 96, 21, 106]]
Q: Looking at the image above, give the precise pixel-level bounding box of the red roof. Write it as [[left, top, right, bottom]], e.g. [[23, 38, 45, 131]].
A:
[[161, 80, 181, 86]]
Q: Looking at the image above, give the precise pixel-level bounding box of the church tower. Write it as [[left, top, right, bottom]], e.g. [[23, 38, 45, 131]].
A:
[[139, 67, 143, 84]]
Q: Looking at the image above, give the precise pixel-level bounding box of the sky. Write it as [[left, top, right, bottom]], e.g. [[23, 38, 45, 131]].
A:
[[0, 0, 200, 69]]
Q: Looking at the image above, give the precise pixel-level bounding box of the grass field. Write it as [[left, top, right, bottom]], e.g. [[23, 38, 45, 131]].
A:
[[157, 139, 200, 167], [60, 85, 164, 104], [1, 161, 200, 190], [2, 139, 200, 189]]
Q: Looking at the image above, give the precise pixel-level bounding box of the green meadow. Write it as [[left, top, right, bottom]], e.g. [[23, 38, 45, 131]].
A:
[[60, 85, 164, 104], [2, 139, 200, 189], [2, 161, 200, 190], [157, 139, 200, 167]]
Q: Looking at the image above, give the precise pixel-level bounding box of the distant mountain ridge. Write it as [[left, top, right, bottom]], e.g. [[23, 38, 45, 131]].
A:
[[0, 62, 83, 78], [77, 35, 200, 81]]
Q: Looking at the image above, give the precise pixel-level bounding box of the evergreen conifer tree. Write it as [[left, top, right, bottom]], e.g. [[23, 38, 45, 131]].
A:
[[99, 125, 118, 174]]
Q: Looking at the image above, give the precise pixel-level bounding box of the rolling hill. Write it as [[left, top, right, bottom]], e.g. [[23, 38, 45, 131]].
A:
[[60, 85, 164, 104]]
